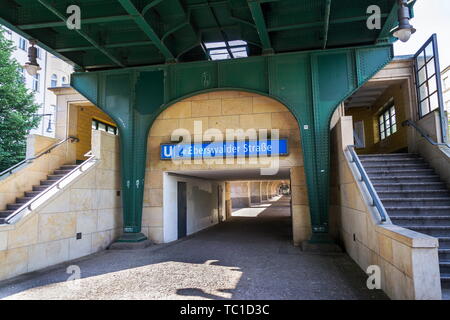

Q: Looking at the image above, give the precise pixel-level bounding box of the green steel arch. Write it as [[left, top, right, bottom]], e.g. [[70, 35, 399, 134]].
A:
[[72, 44, 393, 242]]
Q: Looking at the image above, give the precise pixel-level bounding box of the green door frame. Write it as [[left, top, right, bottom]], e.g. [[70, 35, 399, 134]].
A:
[[71, 44, 393, 243]]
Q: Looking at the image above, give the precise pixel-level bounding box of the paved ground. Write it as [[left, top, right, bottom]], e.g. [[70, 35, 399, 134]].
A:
[[0, 196, 388, 300]]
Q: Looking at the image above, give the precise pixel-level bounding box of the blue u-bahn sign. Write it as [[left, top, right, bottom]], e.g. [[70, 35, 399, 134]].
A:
[[161, 139, 289, 160]]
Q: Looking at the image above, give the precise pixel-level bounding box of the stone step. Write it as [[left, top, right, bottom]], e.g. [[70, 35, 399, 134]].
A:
[[378, 190, 450, 199], [360, 158, 425, 166], [40, 180, 56, 186], [6, 203, 24, 211], [439, 250, 450, 262], [15, 197, 34, 204], [442, 275, 450, 290], [381, 198, 450, 207], [367, 169, 435, 177], [392, 216, 450, 227], [0, 210, 14, 218], [440, 261, 450, 275], [408, 226, 450, 238], [25, 191, 43, 197], [359, 153, 419, 160], [53, 169, 73, 175], [385, 206, 450, 216], [371, 176, 441, 183], [362, 163, 430, 170], [59, 164, 78, 170], [47, 174, 66, 181], [439, 238, 450, 249], [373, 182, 447, 192], [32, 185, 50, 192]]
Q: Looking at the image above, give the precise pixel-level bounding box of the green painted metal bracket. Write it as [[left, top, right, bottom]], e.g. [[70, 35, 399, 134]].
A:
[[118, 0, 176, 62], [322, 0, 332, 49], [71, 44, 393, 242], [247, 0, 273, 54]]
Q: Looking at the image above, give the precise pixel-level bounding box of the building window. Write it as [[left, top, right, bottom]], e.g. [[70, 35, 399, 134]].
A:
[[18, 37, 27, 51], [378, 104, 397, 140], [50, 74, 58, 87], [414, 36, 444, 118], [32, 74, 40, 92], [444, 77, 449, 91], [92, 119, 118, 135], [19, 67, 26, 83], [36, 47, 42, 59], [61, 76, 68, 86]]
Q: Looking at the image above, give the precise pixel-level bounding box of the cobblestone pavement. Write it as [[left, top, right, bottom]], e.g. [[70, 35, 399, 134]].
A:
[[0, 197, 387, 300]]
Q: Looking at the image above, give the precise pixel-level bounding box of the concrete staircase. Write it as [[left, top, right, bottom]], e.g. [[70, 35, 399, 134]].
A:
[[360, 153, 450, 292], [0, 164, 77, 224]]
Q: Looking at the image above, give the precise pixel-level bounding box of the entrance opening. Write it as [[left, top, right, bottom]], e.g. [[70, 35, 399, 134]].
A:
[[68, 103, 118, 163], [164, 168, 292, 242]]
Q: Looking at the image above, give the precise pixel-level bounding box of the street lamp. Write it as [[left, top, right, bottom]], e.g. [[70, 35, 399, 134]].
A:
[[392, 0, 416, 42], [23, 39, 41, 76]]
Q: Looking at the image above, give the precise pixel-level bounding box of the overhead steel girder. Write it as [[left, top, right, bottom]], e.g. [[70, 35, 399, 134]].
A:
[[71, 44, 393, 243], [17, 15, 134, 30], [322, 0, 332, 49], [247, 0, 273, 54], [117, 0, 175, 62], [37, 0, 124, 67]]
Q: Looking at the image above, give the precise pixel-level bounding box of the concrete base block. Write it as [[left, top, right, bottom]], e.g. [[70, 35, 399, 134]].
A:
[[301, 241, 342, 253], [108, 240, 153, 250]]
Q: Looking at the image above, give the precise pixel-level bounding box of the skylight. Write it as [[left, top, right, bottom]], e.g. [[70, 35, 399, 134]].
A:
[[204, 40, 248, 61]]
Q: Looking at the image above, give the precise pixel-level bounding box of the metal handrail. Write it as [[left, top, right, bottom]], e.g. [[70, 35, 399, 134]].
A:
[[4, 151, 97, 224], [0, 136, 79, 179], [403, 120, 450, 148], [347, 145, 388, 223]]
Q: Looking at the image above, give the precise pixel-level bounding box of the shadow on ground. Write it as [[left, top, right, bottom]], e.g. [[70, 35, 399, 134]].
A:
[[0, 196, 388, 300]]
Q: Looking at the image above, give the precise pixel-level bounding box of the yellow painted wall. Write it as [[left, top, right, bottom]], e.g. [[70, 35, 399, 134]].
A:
[[347, 82, 409, 154], [76, 105, 115, 160]]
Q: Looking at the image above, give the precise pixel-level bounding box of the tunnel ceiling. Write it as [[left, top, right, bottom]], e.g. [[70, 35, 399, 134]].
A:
[[171, 168, 291, 181], [0, 0, 410, 71]]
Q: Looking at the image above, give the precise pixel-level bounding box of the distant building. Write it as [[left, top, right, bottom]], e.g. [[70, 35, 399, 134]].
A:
[[1, 26, 73, 137], [442, 65, 450, 111]]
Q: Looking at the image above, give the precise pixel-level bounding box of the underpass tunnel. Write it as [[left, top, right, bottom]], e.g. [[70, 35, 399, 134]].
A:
[[162, 168, 292, 243]]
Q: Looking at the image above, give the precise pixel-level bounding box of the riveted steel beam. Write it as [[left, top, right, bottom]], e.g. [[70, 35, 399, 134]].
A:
[[377, 1, 399, 43], [269, 14, 389, 32], [322, 0, 332, 49], [18, 15, 133, 30], [37, 0, 125, 67], [247, 0, 273, 54], [118, 0, 175, 62], [56, 41, 153, 53]]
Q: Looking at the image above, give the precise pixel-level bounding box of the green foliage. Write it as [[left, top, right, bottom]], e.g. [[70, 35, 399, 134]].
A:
[[0, 29, 39, 172]]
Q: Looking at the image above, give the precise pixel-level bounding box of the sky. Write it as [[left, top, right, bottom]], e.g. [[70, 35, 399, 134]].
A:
[[394, 0, 450, 69]]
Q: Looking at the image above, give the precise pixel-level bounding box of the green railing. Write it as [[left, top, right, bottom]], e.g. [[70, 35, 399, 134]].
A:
[[347, 145, 388, 223]]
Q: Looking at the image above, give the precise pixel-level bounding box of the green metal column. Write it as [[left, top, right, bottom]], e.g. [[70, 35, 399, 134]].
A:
[[72, 70, 164, 242]]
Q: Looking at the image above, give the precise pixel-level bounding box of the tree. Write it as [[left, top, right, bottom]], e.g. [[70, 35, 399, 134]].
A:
[[0, 29, 39, 172]]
